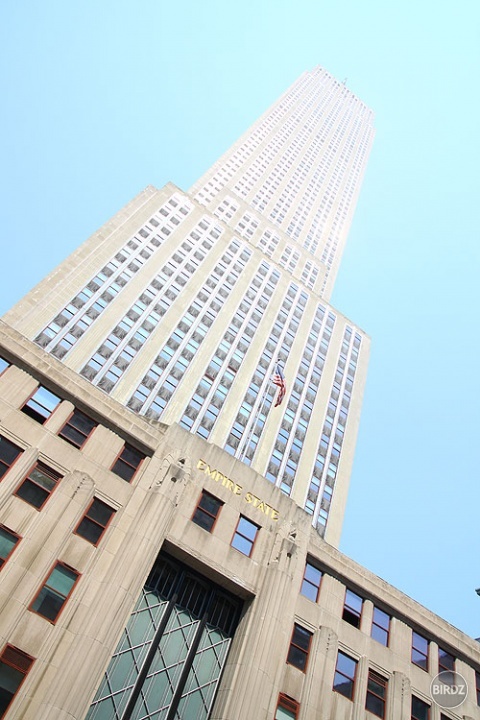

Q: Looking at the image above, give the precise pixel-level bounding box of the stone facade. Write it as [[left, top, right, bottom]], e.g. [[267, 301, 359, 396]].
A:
[[0, 325, 479, 720]]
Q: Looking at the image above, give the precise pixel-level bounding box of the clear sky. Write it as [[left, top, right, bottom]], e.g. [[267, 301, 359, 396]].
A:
[[1, 1, 480, 636]]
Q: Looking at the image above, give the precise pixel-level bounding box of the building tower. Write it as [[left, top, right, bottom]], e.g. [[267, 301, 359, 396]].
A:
[[1, 67, 480, 720], [3, 67, 375, 547]]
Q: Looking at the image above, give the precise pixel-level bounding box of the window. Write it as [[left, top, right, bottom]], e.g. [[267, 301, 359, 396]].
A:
[[110, 443, 146, 482], [275, 694, 299, 719], [0, 526, 21, 569], [0, 436, 23, 480], [0, 645, 35, 717], [342, 588, 363, 628], [438, 647, 455, 678], [191, 492, 223, 532], [30, 562, 80, 622], [366, 670, 387, 718], [371, 606, 390, 646], [333, 650, 357, 700], [14, 462, 61, 509], [0, 357, 10, 375], [21, 386, 61, 424], [300, 560, 322, 602], [231, 516, 259, 557], [286, 624, 312, 672], [58, 410, 97, 449], [411, 695, 430, 720], [412, 631, 429, 671], [75, 498, 116, 545], [476, 670, 480, 705]]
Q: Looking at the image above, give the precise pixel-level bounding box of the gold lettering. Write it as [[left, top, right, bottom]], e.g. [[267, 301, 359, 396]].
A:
[[198, 459, 279, 520], [205, 465, 220, 481]]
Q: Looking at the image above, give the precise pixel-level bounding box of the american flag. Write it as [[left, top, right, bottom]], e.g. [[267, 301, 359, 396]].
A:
[[272, 364, 286, 407]]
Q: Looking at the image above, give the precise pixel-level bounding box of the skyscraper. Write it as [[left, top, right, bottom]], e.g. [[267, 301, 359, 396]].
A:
[[3, 67, 374, 547], [1, 67, 480, 720]]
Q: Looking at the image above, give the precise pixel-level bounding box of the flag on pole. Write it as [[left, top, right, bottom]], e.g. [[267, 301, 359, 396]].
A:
[[272, 364, 286, 407]]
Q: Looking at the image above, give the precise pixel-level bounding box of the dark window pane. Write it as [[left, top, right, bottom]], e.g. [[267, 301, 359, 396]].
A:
[[0, 527, 19, 567], [76, 518, 104, 544], [88, 500, 115, 526], [0, 437, 22, 479], [75, 499, 115, 545], [15, 464, 60, 509], [0, 664, 24, 715], [15, 481, 49, 508], [366, 693, 384, 717], [292, 625, 311, 651], [111, 443, 145, 482], [32, 587, 65, 621], [287, 645, 307, 671], [412, 695, 430, 720], [59, 411, 97, 448]]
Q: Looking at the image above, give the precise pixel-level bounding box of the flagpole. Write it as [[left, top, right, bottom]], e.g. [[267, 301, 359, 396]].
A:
[[238, 360, 283, 462], [238, 375, 271, 462]]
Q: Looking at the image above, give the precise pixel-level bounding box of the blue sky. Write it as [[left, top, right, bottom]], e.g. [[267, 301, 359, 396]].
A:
[[1, 1, 480, 635]]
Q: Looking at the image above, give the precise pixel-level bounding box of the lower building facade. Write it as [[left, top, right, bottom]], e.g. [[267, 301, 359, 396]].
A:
[[0, 322, 479, 720]]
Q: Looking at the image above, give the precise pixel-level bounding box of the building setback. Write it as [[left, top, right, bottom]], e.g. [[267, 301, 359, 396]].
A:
[[0, 67, 478, 720]]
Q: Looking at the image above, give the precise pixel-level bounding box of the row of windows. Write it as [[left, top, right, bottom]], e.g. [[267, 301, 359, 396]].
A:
[[10, 381, 147, 481], [301, 559, 464, 683], [126, 239, 251, 419], [34, 193, 194, 358], [284, 636, 466, 720], [0, 477, 116, 570], [191, 490, 260, 557]]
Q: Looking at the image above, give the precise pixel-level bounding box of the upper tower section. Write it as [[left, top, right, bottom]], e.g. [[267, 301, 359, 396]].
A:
[[190, 66, 375, 301]]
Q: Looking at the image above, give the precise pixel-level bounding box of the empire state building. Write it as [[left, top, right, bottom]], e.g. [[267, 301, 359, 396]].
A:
[[3, 67, 375, 547]]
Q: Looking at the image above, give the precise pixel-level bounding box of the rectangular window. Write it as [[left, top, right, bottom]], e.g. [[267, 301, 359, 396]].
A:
[[300, 560, 322, 602], [110, 443, 146, 482], [333, 650, 357, 700], [58, 410, 97, 449], [0, 526, 21, 569], [286, 624, 312, 672], [0, 358, 10, 375], [411, 695, 430, 720], [342, 588, 363, 628], [191, 491, 223, 532], [275, 693, 299, 719], [366, 670, 387, 718], [371, 606, 390, 646], [231, 516, 259, 557], [75, 498, 116, 545], [412, 631, 429, 671], [476, 670, 480, 705], [21, 386, 61, 424], [30, 562, 80, 623], [0, 436, 23, 480], [14, 462, 61, 509], [438, 647, 455, 676], [0, 645, 35, 717]]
